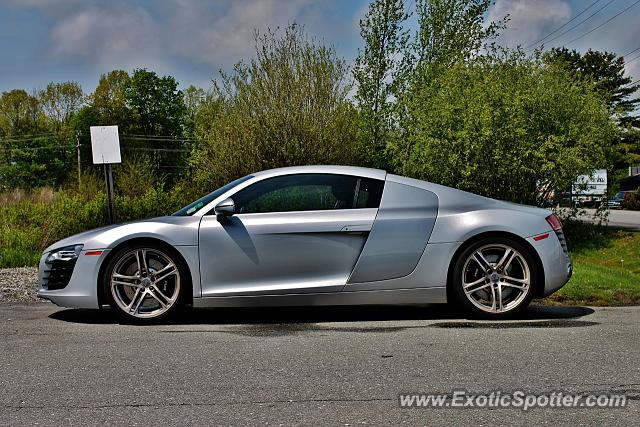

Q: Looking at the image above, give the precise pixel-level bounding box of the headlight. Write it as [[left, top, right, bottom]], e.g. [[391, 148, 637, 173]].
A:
[[46, 244, 84, 263]]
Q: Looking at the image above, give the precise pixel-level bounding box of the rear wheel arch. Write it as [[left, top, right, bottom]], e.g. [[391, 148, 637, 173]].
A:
[[97, 237, 193, 308], [446, 231, 545, 302]]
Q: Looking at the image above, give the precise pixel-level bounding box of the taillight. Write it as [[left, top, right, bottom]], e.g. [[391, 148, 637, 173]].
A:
[[546, 214, 562, 231]]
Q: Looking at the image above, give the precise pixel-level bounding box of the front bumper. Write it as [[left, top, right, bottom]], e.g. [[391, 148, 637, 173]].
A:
[[37, 249, 109, 309]]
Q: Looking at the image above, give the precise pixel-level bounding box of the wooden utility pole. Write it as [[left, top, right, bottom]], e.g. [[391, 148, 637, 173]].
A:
[[75, 130, 82, 187]]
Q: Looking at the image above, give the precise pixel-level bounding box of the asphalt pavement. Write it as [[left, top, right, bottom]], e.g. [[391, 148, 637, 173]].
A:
[[581, 209, 640, 231], [0, 303, 638, 426]]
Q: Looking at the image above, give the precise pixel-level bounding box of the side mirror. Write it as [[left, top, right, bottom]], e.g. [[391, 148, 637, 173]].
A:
[[214, 197, 236, 217]]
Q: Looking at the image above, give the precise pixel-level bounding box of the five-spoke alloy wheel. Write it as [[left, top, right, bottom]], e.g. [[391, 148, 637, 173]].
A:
[[451, 238, 538, 318], [103, 244, 187, 323]]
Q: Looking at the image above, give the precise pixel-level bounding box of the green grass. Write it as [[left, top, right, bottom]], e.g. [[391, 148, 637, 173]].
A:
[[543, 229, 640, 306], [0, 246, 40, 268], [0, 187, 190, 268]]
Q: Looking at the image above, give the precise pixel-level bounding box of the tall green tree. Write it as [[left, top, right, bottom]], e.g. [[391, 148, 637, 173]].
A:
[[354, 0, 506, 170], [183, 85, 221, 140], [547, 48, 639, 120], [190, 24, 358, 190], [123, 69, 186, 137], [38, 81, 84, 131], [92, 70, 131, 127], [0, 90, 42, 138], [413, 0, 504, 66], [353, 0, 409, 169], [183, 85, 206, 132], [390, 52, 617, 205], [547, 48, 640, 185], [0, 89, 71, 189], [0, 90, 44, 171], [72, 70, 131, 167]]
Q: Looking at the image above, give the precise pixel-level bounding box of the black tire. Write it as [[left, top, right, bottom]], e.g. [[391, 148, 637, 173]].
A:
[[450, 237, 539, 319], [102, 242, 189, 324]]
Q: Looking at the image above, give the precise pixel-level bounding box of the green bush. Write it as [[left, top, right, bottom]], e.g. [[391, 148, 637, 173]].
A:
[[0, 183, 193, 268], [115, 155, 157, 199], [389, 52, 617, 206], [622, 188, 640, 210], [560, 218, 613, 253], [0, 226, 42, 267], [190, 24, 358, 190], [116, 186, 190, 222], [0, 191, 107, 267]]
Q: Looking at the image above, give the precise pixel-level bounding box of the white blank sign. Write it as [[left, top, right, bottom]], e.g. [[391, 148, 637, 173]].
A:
[[90, 126, 121, 164]]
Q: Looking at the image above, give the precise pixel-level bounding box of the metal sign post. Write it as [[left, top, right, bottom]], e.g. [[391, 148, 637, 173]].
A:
[[90, 126, 121, 224]]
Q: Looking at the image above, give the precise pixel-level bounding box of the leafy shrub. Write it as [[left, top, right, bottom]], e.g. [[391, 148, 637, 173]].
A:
[[561, 218, 613, 253], [190, 24, 358, 189], [390, 52, 617, 206], [115, 155, 157, 199], [0, 184, 194, 267], [116, 186, 189, 222], [622, 188, 640, 210], [74, 169, 104, 201], [39, 192, 107, 249]]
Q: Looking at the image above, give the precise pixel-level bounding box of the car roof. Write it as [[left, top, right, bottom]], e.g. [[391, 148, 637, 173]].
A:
[[251, 165, 387, 181]]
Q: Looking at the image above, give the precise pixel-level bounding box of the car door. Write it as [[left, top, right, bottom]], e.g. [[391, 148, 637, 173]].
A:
[[198, 173, 385, 297]]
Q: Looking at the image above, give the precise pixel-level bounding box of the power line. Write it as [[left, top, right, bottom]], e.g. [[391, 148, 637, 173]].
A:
[[0, 134, 60, 143], [623, 46, 640, 57], [120, 136, 196, 143], [526, 0, 616, 51], [2, 134, 198, 144], [564, 0, 640, 45], [525, 0, 602, 49], [627, 53, 640, 65], [5, 145, 73, 152], [1, 132, 59, 138], [121, 133, 196, 139], [6, 145, 191, 153], [120, 134, 197, 142], [120, 147, 190, 153]]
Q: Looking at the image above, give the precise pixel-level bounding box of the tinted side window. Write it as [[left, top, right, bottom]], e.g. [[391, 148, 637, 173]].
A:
[[356, 178, 384, 208], [233, 174, 384, 214]]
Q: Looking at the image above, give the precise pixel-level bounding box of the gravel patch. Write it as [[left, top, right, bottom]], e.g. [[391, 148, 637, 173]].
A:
[[0, 267, 41, 303]]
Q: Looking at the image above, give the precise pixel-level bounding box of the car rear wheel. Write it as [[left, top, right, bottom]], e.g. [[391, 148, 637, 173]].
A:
[[103, 243, 186, 323], [451, 237, 538, 319]]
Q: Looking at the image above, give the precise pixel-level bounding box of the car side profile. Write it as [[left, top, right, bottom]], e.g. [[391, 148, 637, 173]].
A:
[[37, 165, 572, 322]]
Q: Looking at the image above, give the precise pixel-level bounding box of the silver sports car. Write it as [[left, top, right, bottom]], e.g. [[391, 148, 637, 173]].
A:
[[38, 165, 572, 322]]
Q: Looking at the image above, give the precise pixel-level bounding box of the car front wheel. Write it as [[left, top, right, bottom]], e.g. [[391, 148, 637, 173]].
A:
[[103, 244, 186, 323], [451, 238, 538, 319]]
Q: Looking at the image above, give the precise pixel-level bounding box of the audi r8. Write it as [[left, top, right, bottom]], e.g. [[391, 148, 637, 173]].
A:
[[38, 165, 572, 322]]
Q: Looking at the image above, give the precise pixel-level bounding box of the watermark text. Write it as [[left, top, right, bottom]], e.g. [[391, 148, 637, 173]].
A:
[[399, 391, 628, 410]]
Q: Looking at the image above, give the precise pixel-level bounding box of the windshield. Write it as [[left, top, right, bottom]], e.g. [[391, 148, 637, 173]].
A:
[[173, 175, 253, 216]]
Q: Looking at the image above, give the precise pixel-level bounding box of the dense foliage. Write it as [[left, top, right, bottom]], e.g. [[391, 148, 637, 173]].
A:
[[190, 25, 359, 191], [0, 184, 190, 267], [392, 53, 616, 205]]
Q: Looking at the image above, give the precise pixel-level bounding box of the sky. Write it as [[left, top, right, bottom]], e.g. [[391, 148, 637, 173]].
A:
[[1, 0, 639, 94]]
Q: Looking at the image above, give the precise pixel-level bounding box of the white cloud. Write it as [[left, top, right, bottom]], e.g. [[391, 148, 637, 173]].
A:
[[487, 0, 572, 48], [164, 0, 315, 68], [49, 4, 166, 70], [28, 0, 342, 75]]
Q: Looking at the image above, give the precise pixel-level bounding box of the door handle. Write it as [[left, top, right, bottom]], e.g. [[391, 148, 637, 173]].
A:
[[340, 225, 370, 232]]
